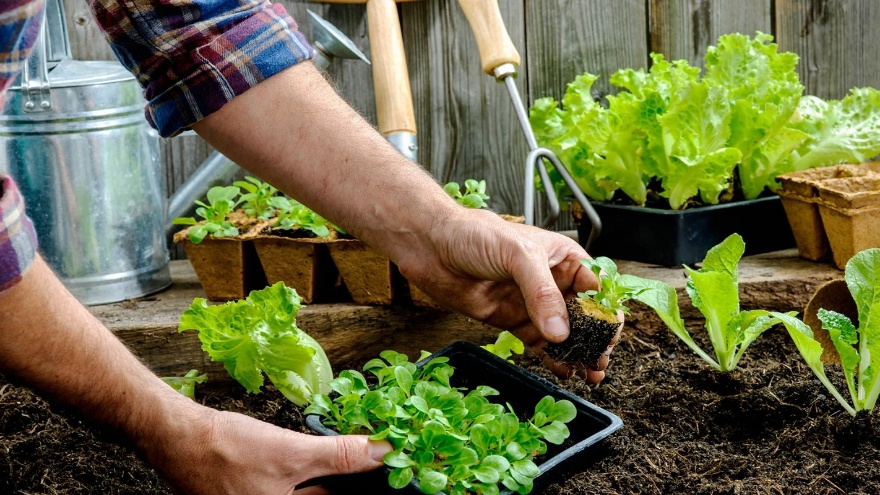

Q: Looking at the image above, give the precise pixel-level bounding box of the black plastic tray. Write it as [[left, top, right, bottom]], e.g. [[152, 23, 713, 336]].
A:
[[574, 196, 795, 266], [305, 341, 623, 494]]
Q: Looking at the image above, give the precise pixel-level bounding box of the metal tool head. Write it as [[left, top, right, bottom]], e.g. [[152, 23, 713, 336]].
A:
[[307, 9, 370, 69]]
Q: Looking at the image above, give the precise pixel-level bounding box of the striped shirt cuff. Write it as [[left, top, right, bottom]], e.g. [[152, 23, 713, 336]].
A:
[[0, 175, 38, 295]]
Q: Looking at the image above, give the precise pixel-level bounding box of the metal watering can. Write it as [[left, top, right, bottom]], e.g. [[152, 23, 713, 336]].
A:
[[0, 2, 366, 306]]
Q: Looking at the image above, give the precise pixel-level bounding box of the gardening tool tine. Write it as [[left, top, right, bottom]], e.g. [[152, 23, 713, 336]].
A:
[[524, 148, 561, 229], [545, 151, 602, 251]]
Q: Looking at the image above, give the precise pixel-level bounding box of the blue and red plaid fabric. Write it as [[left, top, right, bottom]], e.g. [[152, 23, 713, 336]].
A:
[[88, 0, 315, 137], [0, 0, 44, 111], [1, 0, 314, 293], [0, 176, 38, 295]]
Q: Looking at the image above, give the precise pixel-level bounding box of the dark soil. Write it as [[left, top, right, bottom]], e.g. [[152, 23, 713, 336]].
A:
[[261, 226, 319, 239], [3, 322, 880, 494], [543, 298, 620, 369]]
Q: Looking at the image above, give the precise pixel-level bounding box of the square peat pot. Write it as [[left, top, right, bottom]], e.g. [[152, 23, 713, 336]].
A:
[[573, 196, 795, 266], [305, 341, 622, 495]]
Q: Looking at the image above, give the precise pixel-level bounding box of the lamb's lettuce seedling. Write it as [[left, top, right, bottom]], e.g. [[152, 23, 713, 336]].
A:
[[445, 179, 490, 209], [233, 176, 279, 220], [482, 331, 525, 362], [160, 369, 207, 400], [763, 248, 880, 417], [172, 185, 241, 244], [622, 234, 784, 371], [272, 197, 341, 238], [304, 350, 576, 494], [177, 282, 332, 406]]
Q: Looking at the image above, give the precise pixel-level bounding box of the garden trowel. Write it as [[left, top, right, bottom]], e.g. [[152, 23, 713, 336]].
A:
[[307, 10, 370, 70]]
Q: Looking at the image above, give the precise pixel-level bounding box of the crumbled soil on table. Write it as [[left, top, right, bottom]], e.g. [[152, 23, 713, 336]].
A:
[[3, 323, 880, 494]]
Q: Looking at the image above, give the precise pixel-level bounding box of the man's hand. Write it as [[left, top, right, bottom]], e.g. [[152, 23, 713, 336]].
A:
[[394, 207, 621, 383], [145, 406, 391, 495]]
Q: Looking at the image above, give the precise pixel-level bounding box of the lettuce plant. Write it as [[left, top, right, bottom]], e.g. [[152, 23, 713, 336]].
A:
[[233, 176, 279, 219], [530, 32, 880, 209], [271, 197, 340, 238], [444, 179, 490, 209], [171, 185, 241, 243], [764, 249, 880, 417], [160, 369, 208, 400], [622, 234, 783, 371], [178, 282, 332, 406], [305, 350, 575, 495], [482, 331, 525, 362], [580, 257, 645, 315]]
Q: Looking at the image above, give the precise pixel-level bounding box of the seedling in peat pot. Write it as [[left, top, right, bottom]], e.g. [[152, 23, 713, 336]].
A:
[[445, 179, 490, 209], [763, 248, 880, 416], [542, 257, 636, 369], [172, 185, 242, 243], [271, 197, 343, 238], [234, 176, 280, 220]]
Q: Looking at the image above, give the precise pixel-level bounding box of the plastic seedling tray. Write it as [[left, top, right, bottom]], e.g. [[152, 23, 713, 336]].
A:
[[574, 196, 795, 266], [305, 341, 623, 495]]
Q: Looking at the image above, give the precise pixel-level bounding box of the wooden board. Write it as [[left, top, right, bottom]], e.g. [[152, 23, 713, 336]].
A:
[[91, 253, 842, 382]]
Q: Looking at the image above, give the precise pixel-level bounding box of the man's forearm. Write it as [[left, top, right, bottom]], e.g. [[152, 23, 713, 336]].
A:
[[191, 62, 461, 263], [0, 257, 195, 453]]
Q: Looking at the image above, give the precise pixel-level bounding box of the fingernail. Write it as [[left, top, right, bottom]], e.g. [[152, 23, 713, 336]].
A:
[[369, 440, 392, 463], [544, 316, 569, 342]]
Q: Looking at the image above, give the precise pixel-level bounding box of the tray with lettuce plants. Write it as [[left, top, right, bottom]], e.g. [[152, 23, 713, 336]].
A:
[[177, 283, 622, 495], [529, 32, 880, 265]]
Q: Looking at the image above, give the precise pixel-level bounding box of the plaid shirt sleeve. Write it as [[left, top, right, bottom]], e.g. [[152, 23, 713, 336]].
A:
[[0, 176, 39, 295], [0, 0, 44, 111], [88, 0, 315, 138]]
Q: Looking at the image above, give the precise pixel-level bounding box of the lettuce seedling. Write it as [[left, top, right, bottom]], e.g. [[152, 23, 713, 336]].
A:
[[445, 179, 490, 209], [233, 176, 279, 220], [271, 197, 341, 238], [171, 185, 241, 244], [304, 350, 576, 494], [622, 234, 784, 371], [482, 331, 525, 362], [762, 249, 880, 417], [160, 369, 208, 400], [178, 282, 332, 406]]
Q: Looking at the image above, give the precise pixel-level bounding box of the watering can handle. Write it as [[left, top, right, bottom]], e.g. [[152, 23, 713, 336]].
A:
[[457, 0, 521, 75]]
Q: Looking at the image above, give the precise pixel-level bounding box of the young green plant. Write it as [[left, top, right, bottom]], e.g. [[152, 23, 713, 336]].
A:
[[445, 179, 490, 209], [482, 331, 525, 363], [622, 234, 785, 371], [160, 369, 208, 400], [304, 350, 576, 495], [233, 176, 279, 220], [762, 248, 880, 416], [272, 197, 341, 238], [171, 185, 241, 243], [178, 282, 332, 406]]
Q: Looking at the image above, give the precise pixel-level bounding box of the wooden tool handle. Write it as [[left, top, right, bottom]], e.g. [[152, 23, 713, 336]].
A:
[[457, 0, 521, 74], [367, 0, 417, 135]]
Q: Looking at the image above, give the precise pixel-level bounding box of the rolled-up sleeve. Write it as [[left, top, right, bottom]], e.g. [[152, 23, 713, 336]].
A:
[[88, 0, 315, 137], [0, 176, 38, 296]]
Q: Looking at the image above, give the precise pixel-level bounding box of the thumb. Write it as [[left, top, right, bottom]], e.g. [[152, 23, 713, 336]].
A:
[[298, 434, 392, 480], [511, 255, 570, 344]]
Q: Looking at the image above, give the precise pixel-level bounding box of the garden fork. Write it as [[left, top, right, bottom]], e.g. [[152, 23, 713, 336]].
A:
[[457, 0, 601, 249]]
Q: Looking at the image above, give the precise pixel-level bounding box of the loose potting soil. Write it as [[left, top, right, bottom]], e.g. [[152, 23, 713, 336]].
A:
[[2, 323, 879, 494], [543, 298, 620, 370]]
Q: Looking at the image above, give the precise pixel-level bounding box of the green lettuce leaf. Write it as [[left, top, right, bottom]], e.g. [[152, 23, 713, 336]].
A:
[[178, 282, 332, 406], [843, 249, 880, 410], [160, 369, 208, 400]]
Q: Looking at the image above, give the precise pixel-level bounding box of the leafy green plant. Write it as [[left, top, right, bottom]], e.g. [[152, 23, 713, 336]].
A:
[[178, 282, 332, 406], [579, 257, 645, 315], [171, 185, 241, 243], [233, 176, 279, 219], [445, 179, 490, 209], [763, 249, 880, 416], [482, 331, 525, 362], [160, 369, 208, 400], [272, 196, 340, 238], [530, 32, 880, 209], [621, 234, 784, 371], [304, 350, 576, 495]]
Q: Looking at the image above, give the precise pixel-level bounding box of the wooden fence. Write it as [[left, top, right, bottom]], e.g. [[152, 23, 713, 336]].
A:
[[62, 0, 880, 231]]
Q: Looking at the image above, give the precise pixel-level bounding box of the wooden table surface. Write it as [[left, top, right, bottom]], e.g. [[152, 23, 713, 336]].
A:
[[89, 250, 843, 381]]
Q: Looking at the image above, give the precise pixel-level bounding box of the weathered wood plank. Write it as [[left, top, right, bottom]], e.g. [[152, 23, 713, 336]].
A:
[[402, 0, 529, 217], [92, 252, 842, 381], [649, 0, 772, 66], [775, 0, 880, 99]]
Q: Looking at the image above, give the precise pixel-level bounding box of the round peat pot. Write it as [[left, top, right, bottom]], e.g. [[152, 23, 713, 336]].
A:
[[0, 59, 170, 305]]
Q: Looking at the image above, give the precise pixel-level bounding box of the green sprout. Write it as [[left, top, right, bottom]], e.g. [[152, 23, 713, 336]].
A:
[[233, 176, 279, 220], [172, 185, 242, 243], [445, 179, 490, 209]]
